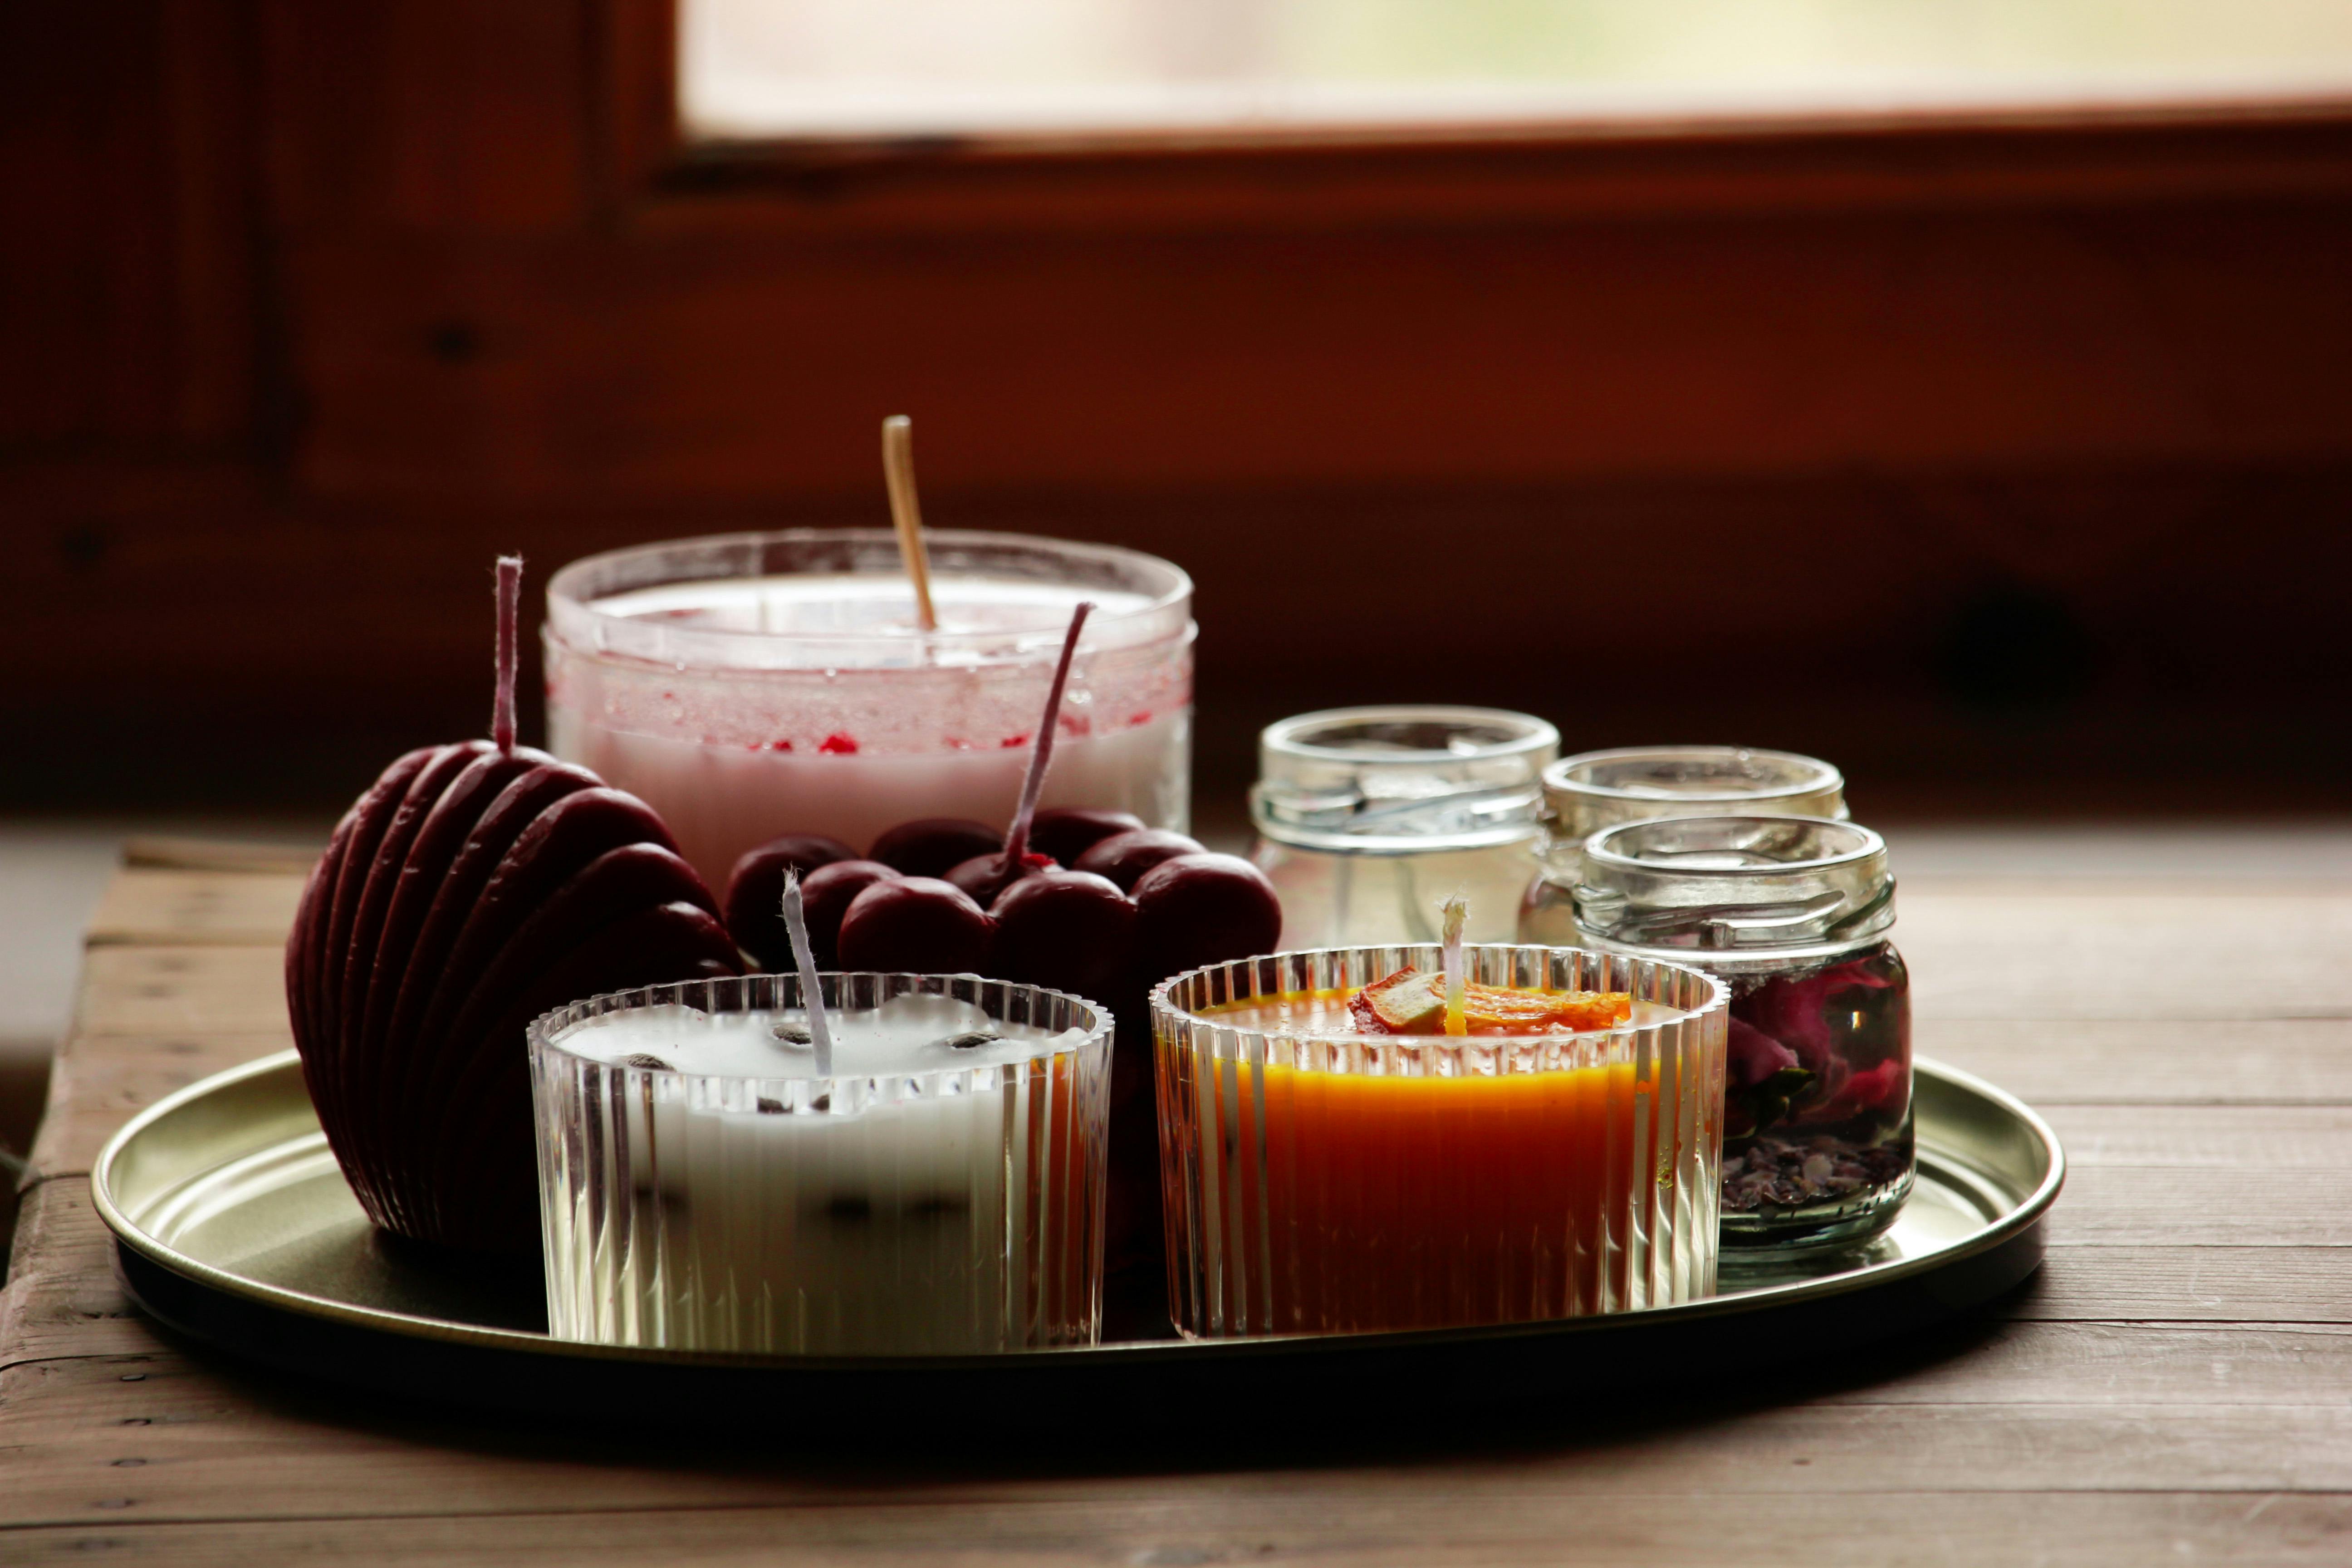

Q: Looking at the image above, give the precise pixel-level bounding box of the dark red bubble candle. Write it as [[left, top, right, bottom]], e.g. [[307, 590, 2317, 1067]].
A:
[[284, 558, 739, 1254]]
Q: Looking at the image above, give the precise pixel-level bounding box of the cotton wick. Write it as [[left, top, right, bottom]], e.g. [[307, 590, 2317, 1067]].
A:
[[881, 415, 937, 633], [1441, 895, 1468, 1039], [999, 600, 1094, 870], [491, 555, 522, 755], [782, 869, 835, 1079]]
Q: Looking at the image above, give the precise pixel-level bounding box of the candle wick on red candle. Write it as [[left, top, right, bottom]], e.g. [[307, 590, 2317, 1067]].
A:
[[999, 601, 1094, 869], [491, 555, 522, 756]]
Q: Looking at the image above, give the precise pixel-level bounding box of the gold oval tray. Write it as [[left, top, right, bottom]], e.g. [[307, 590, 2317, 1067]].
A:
[[91, 1049, 2061, 1421]]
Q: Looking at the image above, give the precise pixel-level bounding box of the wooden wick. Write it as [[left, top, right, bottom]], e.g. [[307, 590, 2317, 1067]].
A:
[[1441, 896, 1468, 1038], [998, 601, 1094, 869], [491, 555, 522, 755], [781, 869, 836, 1080], [881, 415, 937, 632]]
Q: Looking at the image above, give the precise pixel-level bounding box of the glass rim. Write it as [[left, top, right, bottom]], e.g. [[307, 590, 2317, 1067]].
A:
[[1251, 706, 1559, 850], [1149, 941, 1728, 1047], [545, 527, 1195, 668], [1583, 814, 1886, 878], [528, 970, 1112, 1085], [1261, 705, 1561, 766], [1543, 745, 1843, 807]]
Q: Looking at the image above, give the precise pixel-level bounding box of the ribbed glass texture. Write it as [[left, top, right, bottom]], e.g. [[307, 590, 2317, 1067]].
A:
[[529, 973, 1112, 1355], [1152, 945, 1726, 1339]]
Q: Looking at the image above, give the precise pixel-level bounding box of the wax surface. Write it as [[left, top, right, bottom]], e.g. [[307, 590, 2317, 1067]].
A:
[[587, 573, 1158, 661], [1202, 990, 1685, 1039], [554, 992, 1087, 1080]]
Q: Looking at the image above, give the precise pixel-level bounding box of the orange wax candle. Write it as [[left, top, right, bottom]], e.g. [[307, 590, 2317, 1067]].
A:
[[1154, 948, 1728, 1340]]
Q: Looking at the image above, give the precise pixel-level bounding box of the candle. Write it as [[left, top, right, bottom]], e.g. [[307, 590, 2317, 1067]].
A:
[[544, 530, 1195, 889], [1152, 943, 1726, 1338], [288, 555, 743, 1257], [530, 974, 1112, 1355]]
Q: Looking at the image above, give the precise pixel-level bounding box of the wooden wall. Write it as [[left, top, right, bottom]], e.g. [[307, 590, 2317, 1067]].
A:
[[7, 1, 2352, 815]]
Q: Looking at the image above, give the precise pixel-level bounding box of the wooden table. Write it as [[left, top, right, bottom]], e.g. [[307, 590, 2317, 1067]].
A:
[[6, 843, 2350, 1564]]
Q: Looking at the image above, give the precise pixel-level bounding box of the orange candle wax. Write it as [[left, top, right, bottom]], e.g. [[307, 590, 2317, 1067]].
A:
[[1157, 972, 1723, 1338]]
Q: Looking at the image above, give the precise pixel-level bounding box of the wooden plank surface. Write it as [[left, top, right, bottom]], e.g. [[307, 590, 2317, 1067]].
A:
[[86, 868, 309, 947], [6, 1494, 2351, 1568], [3, 848, 2348, 1563], [1899, 887, 2352, 1020], [23, 1033, 291, 1185], [1919, 1018, 2352, 1104]]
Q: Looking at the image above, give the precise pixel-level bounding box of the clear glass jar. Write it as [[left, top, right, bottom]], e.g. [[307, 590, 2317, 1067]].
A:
[[1523, 745, 1847, 946], [1249, 706, 1558, 948], [1545, 745, 1845, 841], [1559, 816, 1912, 1254]]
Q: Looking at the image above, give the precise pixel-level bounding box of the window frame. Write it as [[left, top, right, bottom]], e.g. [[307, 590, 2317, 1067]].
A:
[[607, 0, 2352, 235]]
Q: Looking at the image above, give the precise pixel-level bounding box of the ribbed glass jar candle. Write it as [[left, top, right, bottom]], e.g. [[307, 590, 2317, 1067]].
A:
[[530, 972, 1112, 1355], [1152, 944, 1726, 1339], [544, 530, 1195, 889]]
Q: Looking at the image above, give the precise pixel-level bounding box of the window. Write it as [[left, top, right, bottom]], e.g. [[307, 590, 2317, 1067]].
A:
[[684, 0, 2352, 145]]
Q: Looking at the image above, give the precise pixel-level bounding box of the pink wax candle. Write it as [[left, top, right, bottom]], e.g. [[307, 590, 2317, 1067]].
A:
[[543, 530, 1194, 888]]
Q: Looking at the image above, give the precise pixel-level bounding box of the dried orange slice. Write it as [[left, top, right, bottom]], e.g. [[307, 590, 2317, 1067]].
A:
[[1347, 968, 1632, 1036]]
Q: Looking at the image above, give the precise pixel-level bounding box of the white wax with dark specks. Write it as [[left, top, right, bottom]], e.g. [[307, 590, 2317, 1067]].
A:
[[554, 992, 1085, 1082]]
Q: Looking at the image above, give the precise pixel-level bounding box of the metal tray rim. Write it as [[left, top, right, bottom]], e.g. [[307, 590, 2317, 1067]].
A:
[[90, 1048, 2064, 1374]]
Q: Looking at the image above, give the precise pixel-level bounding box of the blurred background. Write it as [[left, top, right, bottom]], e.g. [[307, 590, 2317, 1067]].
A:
[[6, 0, 2352, 1212]]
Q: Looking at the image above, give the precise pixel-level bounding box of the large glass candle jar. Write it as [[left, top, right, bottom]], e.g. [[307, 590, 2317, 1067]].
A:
[[1152, 942, 1727, 1338], [1249, 707, 1558, 950], [531, 971, 1112, 1355], [1565, 816, 1912, 1254], [545, 530, 1194, 888]]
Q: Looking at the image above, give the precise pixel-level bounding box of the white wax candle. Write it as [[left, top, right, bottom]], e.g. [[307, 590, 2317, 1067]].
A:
[[545, 545, 1196, 887], [556, 992, 1086, 1078], [539, 993, 1105, 1355]]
